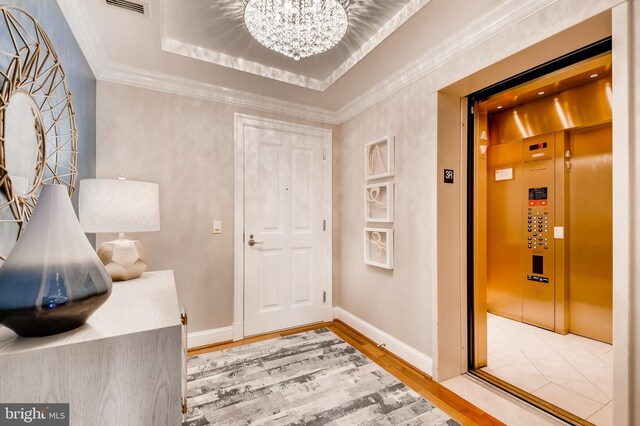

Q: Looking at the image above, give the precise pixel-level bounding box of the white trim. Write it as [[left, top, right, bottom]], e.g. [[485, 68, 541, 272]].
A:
[[233, 114, 246, 342], [611, 3, 631, 424], [322, 0, 431, 90], [187, 326, 233, 349], [430, 2, 631, 419], [100, 62, 339, 125], [161, 38, 327, 91], [335, 0, 624, 123], [234, 114, 333, 341], [57, 0, 584, 125], [334, 307, 433, 376], [323, 124, 334, 323], [335, 0, 560, 123], [56, 0, 108, 77], [158, 0, 430, 92], [232, 322, 244, 342]]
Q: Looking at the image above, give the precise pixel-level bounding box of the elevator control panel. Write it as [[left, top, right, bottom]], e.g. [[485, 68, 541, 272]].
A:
[[526, 187, 550, 251], [521, 134, 555, 330]]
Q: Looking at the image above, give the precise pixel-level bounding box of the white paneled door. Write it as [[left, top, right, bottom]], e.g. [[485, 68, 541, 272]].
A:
[[243, 121, 327, 337]]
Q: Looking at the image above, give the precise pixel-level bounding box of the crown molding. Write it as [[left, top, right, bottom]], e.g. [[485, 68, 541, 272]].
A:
[[324, 0, 431, 89], [56, 0, 108, 77], [335, 0, 560, 123], [161, 37, 327, 91], [99, 62, 340, 124], [58, 0, 609, 127], [158, 0, 430, 92], [57, 0, 339, 124]]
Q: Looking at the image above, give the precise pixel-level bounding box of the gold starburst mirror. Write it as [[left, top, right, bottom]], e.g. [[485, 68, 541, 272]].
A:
[[0, 6, 78, 263]]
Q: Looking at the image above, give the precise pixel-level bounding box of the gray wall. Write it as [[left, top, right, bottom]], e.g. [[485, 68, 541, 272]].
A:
[[96, 81, 335, 333], [9, 0, 97, 220]]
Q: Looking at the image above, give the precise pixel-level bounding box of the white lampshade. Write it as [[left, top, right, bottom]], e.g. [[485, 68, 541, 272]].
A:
[[79, 179, 160, 233]]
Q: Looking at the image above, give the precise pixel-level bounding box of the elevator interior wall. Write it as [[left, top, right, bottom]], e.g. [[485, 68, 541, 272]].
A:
[[476, 53, 613, 344]]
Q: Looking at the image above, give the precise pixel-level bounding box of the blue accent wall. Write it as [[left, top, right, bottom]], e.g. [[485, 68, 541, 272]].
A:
[[7, 0, 97, 242], [8, 0, 96, 202]]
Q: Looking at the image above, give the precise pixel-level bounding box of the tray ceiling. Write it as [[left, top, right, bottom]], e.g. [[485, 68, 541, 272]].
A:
[[58, 0, 559, 120], [160, 0, 423, 91]]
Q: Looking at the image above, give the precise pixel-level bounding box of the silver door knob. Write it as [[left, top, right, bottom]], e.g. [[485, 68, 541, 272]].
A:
[[248, 234, 264, 247]]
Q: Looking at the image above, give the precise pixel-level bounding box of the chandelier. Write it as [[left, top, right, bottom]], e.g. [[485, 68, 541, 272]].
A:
[[243, 0, 349, 61]]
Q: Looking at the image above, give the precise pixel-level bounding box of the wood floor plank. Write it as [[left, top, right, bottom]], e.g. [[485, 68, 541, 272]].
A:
[[188, 321, 504, 426]]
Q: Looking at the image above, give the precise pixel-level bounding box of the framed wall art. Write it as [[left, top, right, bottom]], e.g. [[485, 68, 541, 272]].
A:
[[364, 136, 394, 180], [364, 228, 394, 269], [364, 182, 394, 223]]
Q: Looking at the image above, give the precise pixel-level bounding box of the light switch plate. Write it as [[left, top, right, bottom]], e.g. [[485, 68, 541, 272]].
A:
[[212, 220, 222, 234], [554, 226, 564, 239]]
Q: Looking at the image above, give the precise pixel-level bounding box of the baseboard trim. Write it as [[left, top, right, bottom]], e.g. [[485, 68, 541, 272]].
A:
[[188, 326, 233, 349], [334, 307, 433, 376], [232, 322, 244, 342], [323, 306, 335, 323]]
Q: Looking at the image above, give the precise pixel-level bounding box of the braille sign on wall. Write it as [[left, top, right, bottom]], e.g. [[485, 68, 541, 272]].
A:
[[444, 169, 454, 184]]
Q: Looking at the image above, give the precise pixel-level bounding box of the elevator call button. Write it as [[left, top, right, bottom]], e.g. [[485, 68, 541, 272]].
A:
[[527, 191, 551, 251]]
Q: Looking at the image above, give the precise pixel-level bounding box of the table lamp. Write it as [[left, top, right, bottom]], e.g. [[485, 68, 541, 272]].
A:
[[79, 177, 160, 281]]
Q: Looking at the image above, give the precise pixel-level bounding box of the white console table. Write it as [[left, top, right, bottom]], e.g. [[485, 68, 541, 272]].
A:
[[0, 270, 183, 425]]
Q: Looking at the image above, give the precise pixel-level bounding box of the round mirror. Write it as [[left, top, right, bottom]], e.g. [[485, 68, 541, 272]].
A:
[[4, 92, 45, 196], [0, 195, 19, 259], [0, 6, 78, 264]]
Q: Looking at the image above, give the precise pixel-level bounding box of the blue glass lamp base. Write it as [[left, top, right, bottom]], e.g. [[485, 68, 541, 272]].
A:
[[0, 293, 110, 337], [0, 185, 113, 338]]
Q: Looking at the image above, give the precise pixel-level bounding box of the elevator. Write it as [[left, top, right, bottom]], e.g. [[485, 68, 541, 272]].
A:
[[472, 51, 613, 363], [483, 124, 612, 343], [465, 43, 615, 425]]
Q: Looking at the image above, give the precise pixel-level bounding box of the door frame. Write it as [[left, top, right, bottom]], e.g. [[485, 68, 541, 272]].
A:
[[433, 4, 632, 424], [466, 38, 613, 369], [233, 113, 333, 341]]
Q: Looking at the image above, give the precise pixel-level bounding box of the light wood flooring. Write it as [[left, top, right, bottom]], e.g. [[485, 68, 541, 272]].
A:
[[188, 321, 504, 426]]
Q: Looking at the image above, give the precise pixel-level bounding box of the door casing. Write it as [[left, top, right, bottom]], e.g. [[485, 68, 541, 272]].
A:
[[433, 6, 632, 424], [233, 113, 333, 341]]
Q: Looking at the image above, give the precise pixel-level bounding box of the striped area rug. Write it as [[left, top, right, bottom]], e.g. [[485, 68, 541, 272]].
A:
[[183, 328, 459, 425]]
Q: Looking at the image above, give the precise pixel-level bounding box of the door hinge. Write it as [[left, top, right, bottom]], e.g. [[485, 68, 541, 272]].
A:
[[323, 291, 326, 303], [181, 397, 187, 415], [323, 219, 326, 231], [470, 106, 475, 114], [180, 312, 188, 326], [323, 149, 327, 160]]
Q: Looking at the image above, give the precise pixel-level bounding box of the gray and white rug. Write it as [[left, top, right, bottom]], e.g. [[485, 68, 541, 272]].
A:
[[182, 328, 460, 425]]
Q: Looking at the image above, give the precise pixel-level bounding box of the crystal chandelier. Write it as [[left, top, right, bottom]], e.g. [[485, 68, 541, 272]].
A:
[[243, 0, 349, 61]]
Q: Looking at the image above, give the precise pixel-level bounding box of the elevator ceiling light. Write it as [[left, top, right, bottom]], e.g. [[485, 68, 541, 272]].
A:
[[497, 105, 503, 109], [243, 0, 349, 61], [590, 73, 599, 78], [538, 91, 545, 96]]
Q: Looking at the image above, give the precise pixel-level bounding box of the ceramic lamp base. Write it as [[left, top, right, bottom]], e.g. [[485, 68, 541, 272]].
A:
[[97, 239, 148, 281]]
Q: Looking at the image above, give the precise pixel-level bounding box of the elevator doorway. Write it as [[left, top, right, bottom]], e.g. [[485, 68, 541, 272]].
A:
[[468, 48, 613, 425]]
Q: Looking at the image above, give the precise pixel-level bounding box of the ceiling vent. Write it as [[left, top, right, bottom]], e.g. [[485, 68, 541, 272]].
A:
[[106, 0, 149, 17]]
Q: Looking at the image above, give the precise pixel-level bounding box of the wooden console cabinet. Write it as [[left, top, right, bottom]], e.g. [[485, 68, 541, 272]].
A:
[[0, 270, 183, 425]]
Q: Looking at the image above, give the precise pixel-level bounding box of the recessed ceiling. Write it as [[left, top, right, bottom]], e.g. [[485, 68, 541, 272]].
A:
[[480, 53, 613, 112], [59, 0, 571, 121], [160, 0, 425, 91]]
